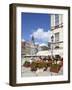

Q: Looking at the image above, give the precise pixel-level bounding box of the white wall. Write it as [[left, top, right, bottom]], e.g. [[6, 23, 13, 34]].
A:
[[0, 0, 72, 90]]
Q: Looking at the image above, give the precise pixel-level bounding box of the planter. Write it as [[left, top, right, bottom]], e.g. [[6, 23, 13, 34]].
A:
[[30, 61, 48, 71], [50, 64, 61, 73], [31, 67, 37, 71]]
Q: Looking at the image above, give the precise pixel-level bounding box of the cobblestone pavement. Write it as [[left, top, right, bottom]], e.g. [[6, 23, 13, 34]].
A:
[[21, 66, 63, 77]]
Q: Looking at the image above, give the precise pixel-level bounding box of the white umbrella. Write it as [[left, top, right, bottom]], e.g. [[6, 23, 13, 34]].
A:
[[36, 49, 63, 57]]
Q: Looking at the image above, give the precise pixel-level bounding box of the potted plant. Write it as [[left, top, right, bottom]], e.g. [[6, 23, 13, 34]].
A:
[[50, 64, 61, 73], [23, 61, 30, 67], [31, 62, 37, 71]]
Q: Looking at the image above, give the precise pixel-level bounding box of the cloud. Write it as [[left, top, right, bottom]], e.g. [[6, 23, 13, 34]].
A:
[[30, 28, 52, 43], [21, 39, 25, 42], [39, 43, 48, 47]]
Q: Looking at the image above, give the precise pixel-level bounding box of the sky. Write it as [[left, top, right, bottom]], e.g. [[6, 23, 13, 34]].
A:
[[21, 12, 52, 45]]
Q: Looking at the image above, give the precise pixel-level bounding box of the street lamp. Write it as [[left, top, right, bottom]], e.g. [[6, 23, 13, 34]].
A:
[[51, 35, 54, 59], [50, 35, 54, 76]]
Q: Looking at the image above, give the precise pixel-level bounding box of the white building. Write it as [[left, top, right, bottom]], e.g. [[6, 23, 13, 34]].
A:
[[51, 14, 63, 49]]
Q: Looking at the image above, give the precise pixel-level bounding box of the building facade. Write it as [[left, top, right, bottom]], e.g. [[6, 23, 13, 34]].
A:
[[21, 41, 39, 56], [50, 14, 63, 50]]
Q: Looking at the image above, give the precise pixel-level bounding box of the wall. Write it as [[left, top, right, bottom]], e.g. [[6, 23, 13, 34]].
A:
[[0, 0, 72, 90]]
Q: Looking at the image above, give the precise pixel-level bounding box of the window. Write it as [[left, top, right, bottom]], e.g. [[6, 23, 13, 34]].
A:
[[55, 14, 59, 26], [55, 32, 59, 42], [55, 32, 59, 48]]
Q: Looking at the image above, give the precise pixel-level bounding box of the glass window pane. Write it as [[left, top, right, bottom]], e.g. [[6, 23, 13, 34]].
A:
[[55, 14, 59, 26]]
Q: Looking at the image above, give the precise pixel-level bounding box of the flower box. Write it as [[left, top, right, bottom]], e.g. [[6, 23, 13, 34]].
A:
[[50, 64, 61, 73]]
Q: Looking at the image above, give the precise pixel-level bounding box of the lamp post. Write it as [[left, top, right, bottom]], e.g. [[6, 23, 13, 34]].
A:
[[50, 35, 54, 76], [51, 35, 54, 59]]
